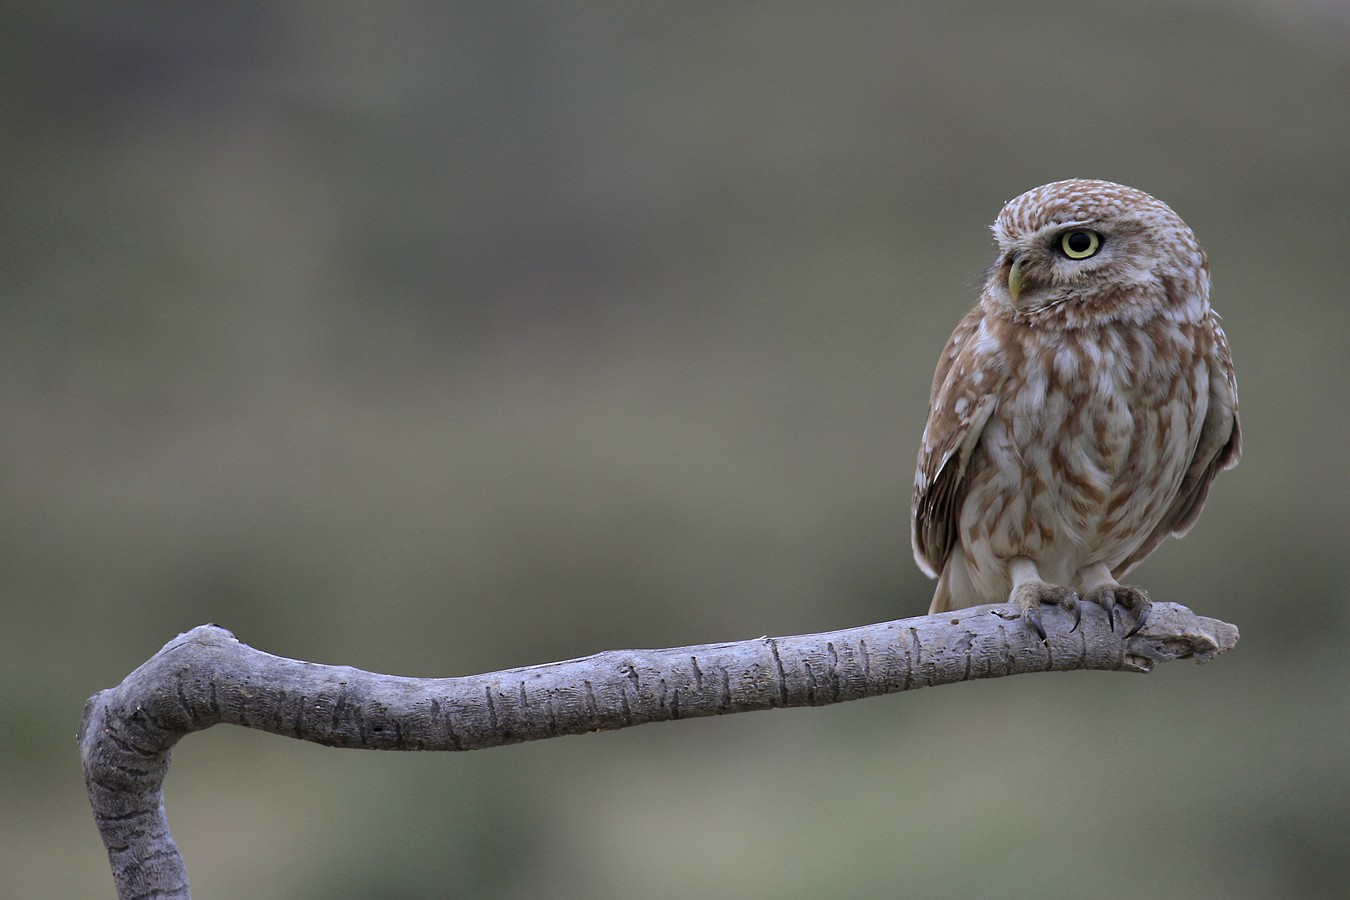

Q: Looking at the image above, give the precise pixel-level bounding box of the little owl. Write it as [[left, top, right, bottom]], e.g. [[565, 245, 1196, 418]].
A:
[[911, 179, 1241, 640]]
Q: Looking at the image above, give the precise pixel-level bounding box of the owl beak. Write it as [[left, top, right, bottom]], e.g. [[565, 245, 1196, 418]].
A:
[[1007, 258, 1024, 303]]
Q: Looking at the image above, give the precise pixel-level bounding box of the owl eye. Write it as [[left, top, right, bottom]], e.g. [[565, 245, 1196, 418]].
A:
[[1059, 230, 1101, 259]]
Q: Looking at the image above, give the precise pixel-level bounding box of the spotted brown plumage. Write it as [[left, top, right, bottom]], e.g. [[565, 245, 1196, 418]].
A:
[[911, 180, 1241, 639]]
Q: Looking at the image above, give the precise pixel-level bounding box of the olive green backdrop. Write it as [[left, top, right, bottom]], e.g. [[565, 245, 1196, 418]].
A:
[[5, 2, 1347, 897]]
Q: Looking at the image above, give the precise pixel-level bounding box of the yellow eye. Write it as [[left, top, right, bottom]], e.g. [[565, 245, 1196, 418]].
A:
[[1060, 230, 1101, 259]]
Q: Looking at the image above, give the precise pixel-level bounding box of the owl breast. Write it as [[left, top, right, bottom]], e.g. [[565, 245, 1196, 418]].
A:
[[956, 317, 1209, 598]]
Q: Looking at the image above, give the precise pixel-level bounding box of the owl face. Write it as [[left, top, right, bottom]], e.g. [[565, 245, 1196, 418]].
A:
[[985, 179, 1208, 329]]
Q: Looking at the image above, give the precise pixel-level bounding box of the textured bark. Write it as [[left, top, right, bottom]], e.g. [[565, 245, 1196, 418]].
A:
[[81, 601, 1237, 899]]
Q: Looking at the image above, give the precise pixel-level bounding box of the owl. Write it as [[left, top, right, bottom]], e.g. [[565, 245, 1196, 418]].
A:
[[911, 179, 1241, 640]]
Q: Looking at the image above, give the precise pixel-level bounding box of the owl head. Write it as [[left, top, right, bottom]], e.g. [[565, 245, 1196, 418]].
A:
[[985, 179, 1209, 329]]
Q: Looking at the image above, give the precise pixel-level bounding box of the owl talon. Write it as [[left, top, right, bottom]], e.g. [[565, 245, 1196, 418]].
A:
[[1012, 580, 1079, 644], [1084, 585, 1151, 639], [1098, 588, 1117, 631], [1024, 606, 1047, 643], [1124, 598, 1152, 638]]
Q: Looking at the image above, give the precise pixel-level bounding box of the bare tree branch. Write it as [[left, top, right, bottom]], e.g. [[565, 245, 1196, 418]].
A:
[[81, 601, 1237, 899]]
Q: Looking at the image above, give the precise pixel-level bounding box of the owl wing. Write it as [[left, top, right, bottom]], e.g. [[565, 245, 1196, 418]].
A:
[[911, 308, 1004, 578], [1118, 314, 1242, 574]]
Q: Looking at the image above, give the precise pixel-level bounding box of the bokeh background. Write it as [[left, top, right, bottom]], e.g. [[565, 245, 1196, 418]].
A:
[[6, 2, 1348, 897]]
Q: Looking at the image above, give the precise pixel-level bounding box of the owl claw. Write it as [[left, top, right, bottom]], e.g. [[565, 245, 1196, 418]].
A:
[[1011, 581, 1080, 644], [1124, 599, 1151, 638], [1098, 589, 1117, 630], [1024, 605, 1047, 643], [1084, 585, 1151, 638]]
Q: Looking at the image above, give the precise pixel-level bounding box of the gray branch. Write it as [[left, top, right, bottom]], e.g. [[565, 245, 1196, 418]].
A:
[[80, 601, 1237, 899]]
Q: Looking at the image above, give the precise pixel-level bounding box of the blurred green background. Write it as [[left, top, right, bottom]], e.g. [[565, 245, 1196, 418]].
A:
[[5, 2, 1348, 897]]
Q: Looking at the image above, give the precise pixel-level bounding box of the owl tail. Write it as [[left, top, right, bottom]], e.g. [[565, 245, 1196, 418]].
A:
[[928, 560, 956, 614], [928, 546, 982, 614]]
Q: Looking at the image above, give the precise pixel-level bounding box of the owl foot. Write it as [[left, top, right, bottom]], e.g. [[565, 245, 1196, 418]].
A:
[[1012, 580, 1080, 643], [1083, 584, 1152, 637]]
